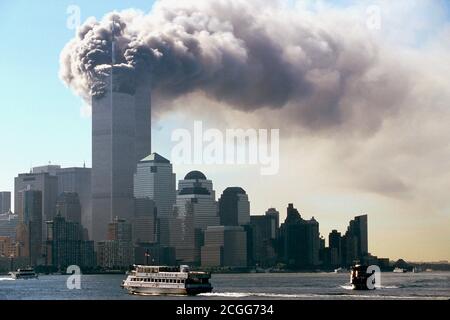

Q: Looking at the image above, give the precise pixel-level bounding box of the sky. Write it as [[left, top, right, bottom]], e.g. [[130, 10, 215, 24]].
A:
[[1, 0, 449, 262]]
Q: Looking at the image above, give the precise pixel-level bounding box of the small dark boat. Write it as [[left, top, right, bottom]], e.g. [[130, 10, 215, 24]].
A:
[[350, 264, 376, 290]]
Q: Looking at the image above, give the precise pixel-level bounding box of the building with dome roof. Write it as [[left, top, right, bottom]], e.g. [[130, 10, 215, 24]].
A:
[[170, 170, 220, 265], [218, 187, 250, 226]]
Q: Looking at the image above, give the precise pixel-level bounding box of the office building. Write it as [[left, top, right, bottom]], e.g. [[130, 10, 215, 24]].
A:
[[0, 192, 11, 214], [97, 217, 134, 268], [18, 190, 43, 266], [218, 187, 250, 226], [133, 153, 176, 245], [14, 172, 58, 238], [0, 211, 19, 240], [56, 192, 82, 225], [0, 236, 14, 258], [328, 230, 342, 267], [31, 165, 92, 239], [92, 78, 151, 242], [132, 198, 157, 244], [250, 211, 279, 267], [170, 171, 220, 265], [45, 215, 95, 269], [342, 214, 368, 265], [55, 167, 92, 238], [279, 203, 320, 268], [201, 226, 247, 268]]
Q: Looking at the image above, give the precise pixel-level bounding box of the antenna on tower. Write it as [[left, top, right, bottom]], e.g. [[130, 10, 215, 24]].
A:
[[111, 16, 116, 65], [110, 16, 115, 224]]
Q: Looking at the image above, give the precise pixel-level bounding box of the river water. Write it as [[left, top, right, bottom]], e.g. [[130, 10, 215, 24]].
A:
[[0, 272, 449, 300]]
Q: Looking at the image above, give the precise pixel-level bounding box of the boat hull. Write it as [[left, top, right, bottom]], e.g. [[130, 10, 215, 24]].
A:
[[123, 284, 213, 296]]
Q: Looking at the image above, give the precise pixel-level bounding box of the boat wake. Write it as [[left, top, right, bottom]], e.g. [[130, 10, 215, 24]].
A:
[[340, 284, 399, 290], [199, 292, 325, 299], [0, 277, 14, 281]]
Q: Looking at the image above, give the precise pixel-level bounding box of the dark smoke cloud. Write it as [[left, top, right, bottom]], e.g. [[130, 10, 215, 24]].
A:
[[60, 0, 409, 132]]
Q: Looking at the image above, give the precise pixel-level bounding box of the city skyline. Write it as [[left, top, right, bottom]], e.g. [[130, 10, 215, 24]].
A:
[[1, 0, 450, 261]]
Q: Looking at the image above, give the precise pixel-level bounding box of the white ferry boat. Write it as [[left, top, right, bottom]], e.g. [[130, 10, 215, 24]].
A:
[[121, 265, 213, 296], [9, 268, 38, 280]]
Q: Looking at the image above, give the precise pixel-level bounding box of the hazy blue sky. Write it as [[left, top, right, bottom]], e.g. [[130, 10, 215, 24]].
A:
[[1, 1, 449, 261]]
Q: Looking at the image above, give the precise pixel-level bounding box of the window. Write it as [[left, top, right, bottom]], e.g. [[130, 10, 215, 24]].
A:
[[150, 166, 157, 173]]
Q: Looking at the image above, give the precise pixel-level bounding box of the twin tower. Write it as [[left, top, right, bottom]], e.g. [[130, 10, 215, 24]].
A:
[[91, 81, 152, 241]]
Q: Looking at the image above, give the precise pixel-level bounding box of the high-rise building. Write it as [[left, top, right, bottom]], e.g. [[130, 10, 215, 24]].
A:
[[342, 215, 368, 265], [14, 172, 58, 238], [45, 215, 95, 269], [0, 211, 19, 240], [56, 192, 82, 225], [33, 165, 61, 176], [20, 190, 43, 266], [132, 198, 157, 244], [265, 208, 280, 233], [328, 230, 342, 266], [91, 76, 151, 242], [133, 153, 175, 245], [201, 226, 247, 268], [170, 171, 220, 265], [279, 203, 320, 268], [250, 211, 279, 267], [31, 165, 92, 239], [55, 167, 92, 238], [218, 187, 250, 226], [0, 192, 11, 214], [0, 236, 14, 258], [97, 217, 134, 268]]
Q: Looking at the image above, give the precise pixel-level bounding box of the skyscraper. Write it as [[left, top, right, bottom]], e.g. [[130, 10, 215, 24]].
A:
[[0, 211, 19, 240], [55, 167, 92, 238], [170, 171, 220, 264], [133, 153, 175, 245], [133, 198, 157, 244], [0, 192, 11, 214], [97, 217, 134, 268], [91, 78, 151, 241], [250, 210, 280, 267], [31, 165, 92, 238], [56, 192, 82, 225], [45, 215, 95, 269], [14, 172, 58, 239], [328, 230, 342, 266], [218, 187, 250, 226], [201, 226, 248, 268], [342, 214, 368, 265], [21, 190, 43, 266], [279, 203, 320, 268]]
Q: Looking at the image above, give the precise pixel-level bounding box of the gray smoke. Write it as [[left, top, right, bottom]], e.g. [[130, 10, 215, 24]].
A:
[[60, 0, 409, 132]]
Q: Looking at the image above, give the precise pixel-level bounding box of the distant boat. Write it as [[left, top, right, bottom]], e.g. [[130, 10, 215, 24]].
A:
[[412, 267, 423, 273], [350, 264, 376, 290], [334, 267, 348, 273], [9, 268, 38, 280], [393, 267, 407, 273]]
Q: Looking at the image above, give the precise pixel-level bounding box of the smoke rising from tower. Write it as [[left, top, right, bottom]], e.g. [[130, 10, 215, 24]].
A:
[[60, 0, 430, 133]]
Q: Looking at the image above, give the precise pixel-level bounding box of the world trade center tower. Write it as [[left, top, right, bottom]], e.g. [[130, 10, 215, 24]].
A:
[[91, 75, 152, 242]]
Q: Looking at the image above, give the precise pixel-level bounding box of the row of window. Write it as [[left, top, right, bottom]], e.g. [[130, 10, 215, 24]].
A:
[[131, 277, 185, 284]]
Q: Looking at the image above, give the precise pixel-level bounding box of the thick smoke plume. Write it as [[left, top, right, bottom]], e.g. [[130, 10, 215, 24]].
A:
[[60, 0, 410, 132]]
